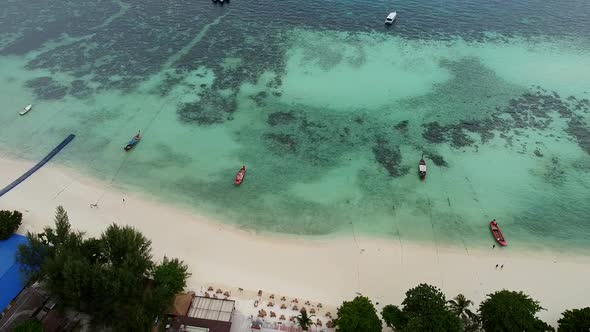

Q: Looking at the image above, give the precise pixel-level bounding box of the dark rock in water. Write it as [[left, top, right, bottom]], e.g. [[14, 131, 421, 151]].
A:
[[250, 91, 268, 106], [178, 102, 224, 125], [272, 92, 282, 97], [263, 133, 297, 153], [426, 152, 448, 167], [450, 127, 474, 148], [25, 76, 68, 100], [70, 79, 93, 99], [268, 111, 296, 126], [566, 118, 590, 155], [394, 120, 409, 133], [423, 122, 447, 143], [533, 148, 544, 157], [372, 137, 408, 177], [200, 83, 207, 88], [177, 88, 237, 125]]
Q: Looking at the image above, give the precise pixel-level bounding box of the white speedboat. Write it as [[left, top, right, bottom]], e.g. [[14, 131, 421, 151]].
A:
[[385, 12, 397, 24], [20, 104, 32, 116]]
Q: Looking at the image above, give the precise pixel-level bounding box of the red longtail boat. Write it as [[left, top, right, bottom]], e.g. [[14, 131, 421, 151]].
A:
[[490, 219, 507, 246], [234, 165, 246, 185]]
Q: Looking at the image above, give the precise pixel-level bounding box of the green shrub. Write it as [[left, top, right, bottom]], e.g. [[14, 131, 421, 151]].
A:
[[0, 210, 23, 240]]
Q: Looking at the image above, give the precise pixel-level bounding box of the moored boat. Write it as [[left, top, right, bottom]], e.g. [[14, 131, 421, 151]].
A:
[[235, 165, 246, 185], [490, 219, 507, 246], [385, 12, 397, 24], [124, 131, 141, 151], [20, 104, 33, 116], [419, 155, 426, 179]]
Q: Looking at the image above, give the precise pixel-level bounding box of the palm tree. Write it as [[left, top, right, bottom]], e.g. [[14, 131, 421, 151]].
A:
[[448, 294, 475, 318], [294, 309, 315, 331], [448, 294, 480, 331]]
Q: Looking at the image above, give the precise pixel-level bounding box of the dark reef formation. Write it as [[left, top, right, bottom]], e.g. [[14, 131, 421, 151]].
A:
[[25, 76, 68, 100], [372, 137, 409, 177]]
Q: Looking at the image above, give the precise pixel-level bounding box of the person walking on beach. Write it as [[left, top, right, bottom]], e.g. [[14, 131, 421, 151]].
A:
[[501, 264, 504, 269], [493, 244, 496, 249], [495, 264, 498, 268]]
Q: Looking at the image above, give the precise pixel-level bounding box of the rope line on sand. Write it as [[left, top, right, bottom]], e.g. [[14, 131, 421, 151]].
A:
[[350, 221, 362, 292], [425, 196, 445, 289], [390, 204, 405, 267], [92, 90, 181, 206]]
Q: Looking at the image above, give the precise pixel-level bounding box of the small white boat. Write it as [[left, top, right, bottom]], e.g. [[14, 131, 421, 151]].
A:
[[385, 12, 397, 24], [20, 104, 33, 116]]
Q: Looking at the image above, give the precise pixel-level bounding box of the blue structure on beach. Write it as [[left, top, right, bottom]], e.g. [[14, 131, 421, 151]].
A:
[[0, 234, 28, 312]]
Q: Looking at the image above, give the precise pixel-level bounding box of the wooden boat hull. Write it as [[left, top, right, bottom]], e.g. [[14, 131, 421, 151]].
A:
[[124, 137, 140, 151], [490, 220, 507, 246], [419, 159, 426, 180], [235, 166, 246, 185]]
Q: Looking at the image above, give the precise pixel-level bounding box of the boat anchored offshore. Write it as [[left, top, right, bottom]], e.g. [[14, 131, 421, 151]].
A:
[[235, 165, 246, 185], [124, 131, 141, 151], [490, 219, 507, 246], [385, 12, 397, 24], [419, 155, 426, 179], [20, 104, 33, 116]]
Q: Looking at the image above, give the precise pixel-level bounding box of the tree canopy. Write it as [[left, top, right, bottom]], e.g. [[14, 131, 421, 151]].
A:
[[16, 206, 190, 332], [12, 319, 43, 332], [479, 290, 553, 332], [0, 209, 23, 240], [381, 283, 462, 332], [333, 296, 382, 332], [557, 307, 590, 332]]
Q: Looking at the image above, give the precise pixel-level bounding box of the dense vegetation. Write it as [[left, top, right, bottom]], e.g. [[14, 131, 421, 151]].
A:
[[0, 209, 22, 240], [557, 307, 590, 332], [332, 284, 572, 332], [333, 296, 382, 332], [16, 206, 190, 331], [381, 284, 463, 332], [479, 290, 553, 331], [12, 319, 43, 332]]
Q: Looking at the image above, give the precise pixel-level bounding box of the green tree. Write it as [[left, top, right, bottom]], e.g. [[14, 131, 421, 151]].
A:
[[16, 231, 50, 281], [153, 256, 190, 298], [449, 294, 480, 331], [294, 309, 315, 330], [382, 284, 462, 332], [382, 304, 406, 329], [12, 319, 43, 332], [16, 206, 190, 332], [558, 307, 590, 332], [479, 290, 553, 332], [333, 296, 381, 332], [0, 210, 23, 240]]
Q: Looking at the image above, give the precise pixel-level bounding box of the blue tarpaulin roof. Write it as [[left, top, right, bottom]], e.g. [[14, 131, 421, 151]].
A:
[[0, 234, 28, 311]]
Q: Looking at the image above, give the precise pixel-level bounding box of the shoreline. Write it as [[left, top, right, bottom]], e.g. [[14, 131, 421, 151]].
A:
[[1, 156, 589, 327]]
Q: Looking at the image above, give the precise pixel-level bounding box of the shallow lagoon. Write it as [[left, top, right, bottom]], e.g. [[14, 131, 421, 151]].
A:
[[0, 0, 589, 252]]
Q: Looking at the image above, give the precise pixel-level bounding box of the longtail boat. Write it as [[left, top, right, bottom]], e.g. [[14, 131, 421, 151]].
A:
[[235, 165, 246, 185], [490, 219, 507, 246]]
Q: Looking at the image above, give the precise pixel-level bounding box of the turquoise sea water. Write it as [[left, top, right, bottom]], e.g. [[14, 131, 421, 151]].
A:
[[1, 0, 589, 252]]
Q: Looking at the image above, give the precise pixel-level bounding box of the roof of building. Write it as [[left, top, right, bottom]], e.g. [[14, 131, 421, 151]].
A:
[[171, 316, 232, 332], [42, 309, 66, 332], [0, 234, 28, 312], [168, 292, 196, 317], [187, 296, 235, 322]]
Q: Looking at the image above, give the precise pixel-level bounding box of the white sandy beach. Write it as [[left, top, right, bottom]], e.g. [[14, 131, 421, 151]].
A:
[[1, 157, 589, 329]]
